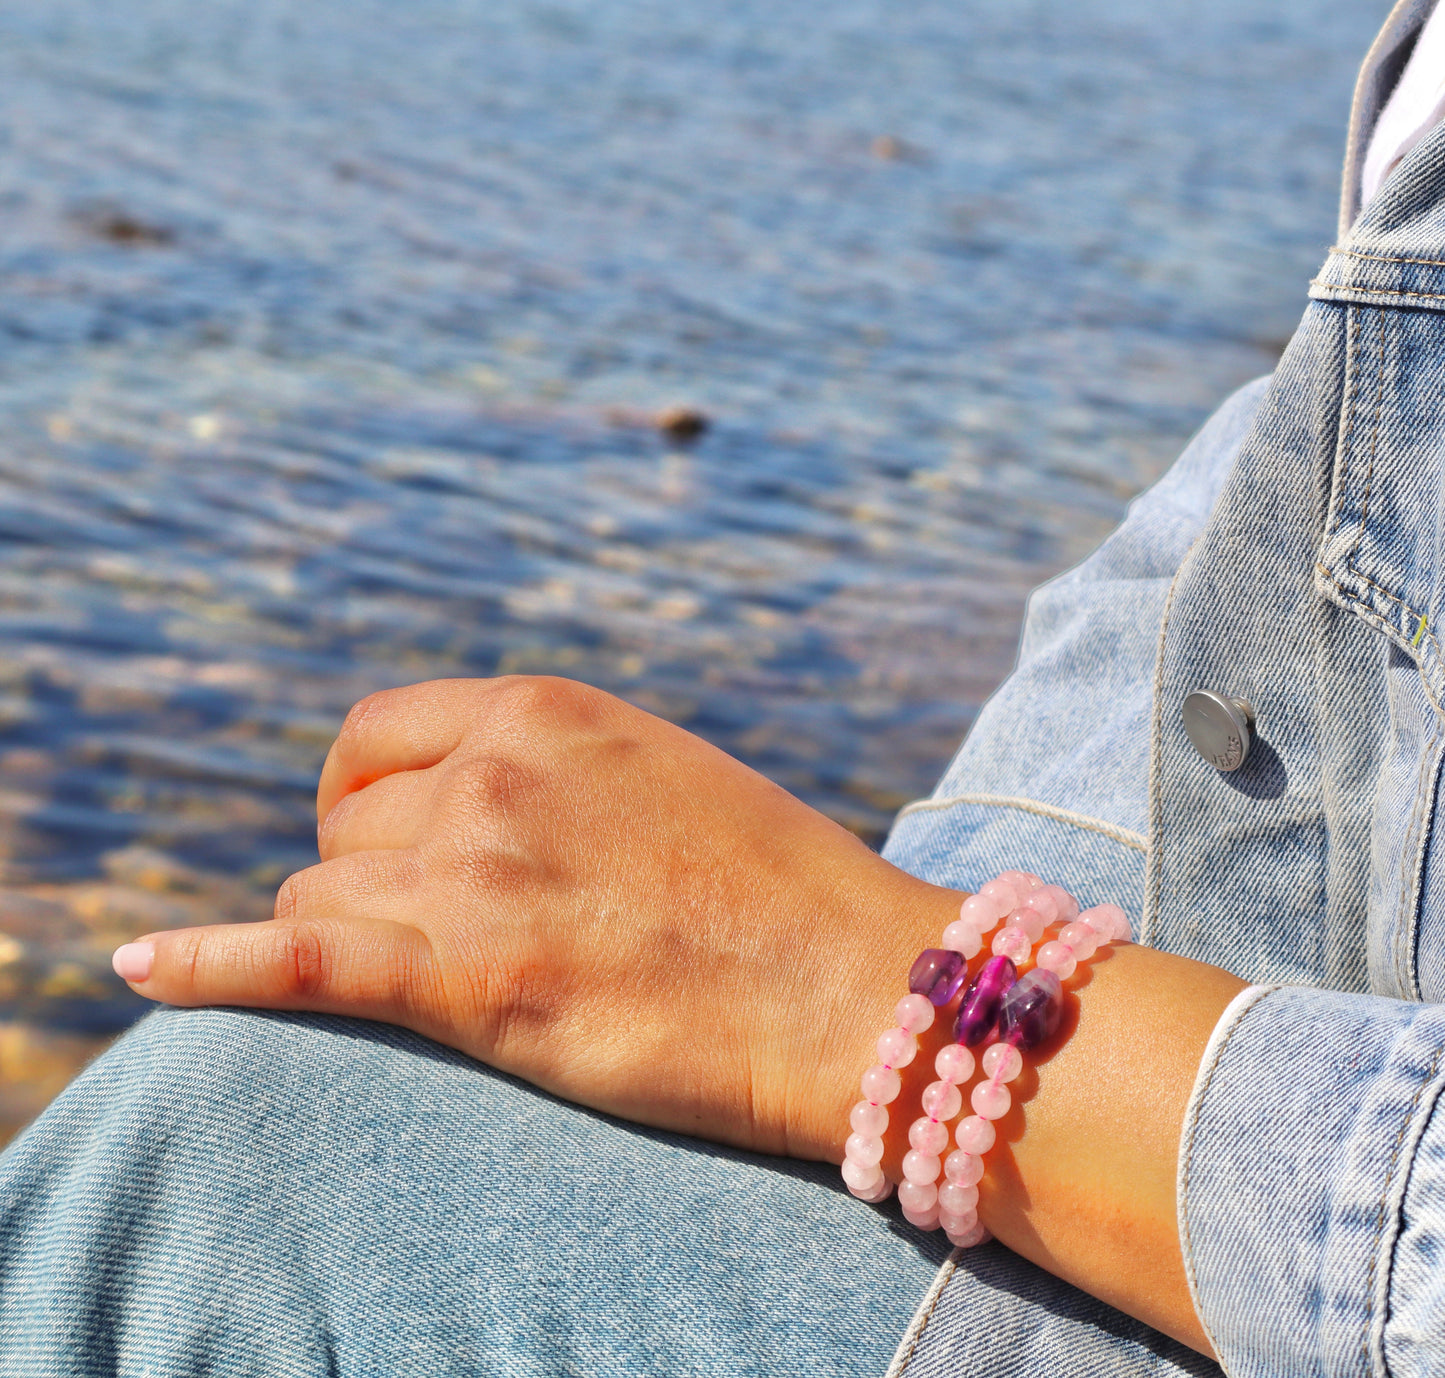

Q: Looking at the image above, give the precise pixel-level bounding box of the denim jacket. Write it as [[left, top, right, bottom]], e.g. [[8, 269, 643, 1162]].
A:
[[881, 3, 1445, 1374]]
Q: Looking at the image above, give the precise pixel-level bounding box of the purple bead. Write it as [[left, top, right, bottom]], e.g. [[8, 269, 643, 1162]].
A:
[[953, 955, 1016, 1046], [909, 948, 968, 1007], [998, 968, 1064, 1050]]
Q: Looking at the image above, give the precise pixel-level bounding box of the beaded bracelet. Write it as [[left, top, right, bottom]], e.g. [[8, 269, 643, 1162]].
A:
[[841, 871, 1131, 1248]]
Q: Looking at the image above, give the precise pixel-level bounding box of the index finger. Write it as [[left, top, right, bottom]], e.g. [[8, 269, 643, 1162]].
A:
[[317, 678, 488, 822]]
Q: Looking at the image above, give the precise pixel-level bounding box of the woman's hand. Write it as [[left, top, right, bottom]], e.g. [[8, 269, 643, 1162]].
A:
[[111, 676, 961, 1161]]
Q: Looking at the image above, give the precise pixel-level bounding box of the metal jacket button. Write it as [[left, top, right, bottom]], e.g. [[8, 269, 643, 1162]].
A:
[[1182, 690, 1254, 772]]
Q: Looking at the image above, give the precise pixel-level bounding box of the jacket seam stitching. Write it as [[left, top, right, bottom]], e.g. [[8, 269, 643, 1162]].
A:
[[1346, 305, 1388, 572], [894, 791, 1147, 852], [1312, 279, 1445, 303], [1328, 246, 1445, 268], [1316, 565, 1445, 704], [885, 1254, 959, 1378], [1369, 1040, 1445, 1378]]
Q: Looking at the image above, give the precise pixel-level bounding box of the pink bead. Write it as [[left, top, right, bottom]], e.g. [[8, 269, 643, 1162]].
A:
[[876, 1027, 917, 1069], [894, 993, 935, 1035], [960, 893, 1008, 928], [902, 1149, 942, 1184], [1059, 921, 1100, 960], [1004, 907, 1047, 942], [981, 1042, 1024, 1083], [921, 1080, 963, 1121], [955, 1115, 996, 1153], [978, 879, 1019, 912], [1035, 941, 1077, 980], [850, 1100, 889, 1137], [909, 1117, 950, 1154], [934, 1043, 975, 1084], [857, 1175, 894, 1204], [902, 1203, 941, 1231], [944, 1149, 985, 1185], [971, 1080, 1011, 1120], [991, 926, 1032, 963], [845, 1133, 884, 1167], [1080, 902, 1132, 942], [997, 869, 1043, 894], [948, 1222, 991, 1248], [841, 1157, 882, 1192], [861, 1064, 902, 1104], [1022, 889, 1063, 926], [939, 1209, 978, 1238], [940, 920, 984, 959], [897, 1179, 938, 1213], [937, 1180, 979, 1215], [1036, 884, 1079, 923]]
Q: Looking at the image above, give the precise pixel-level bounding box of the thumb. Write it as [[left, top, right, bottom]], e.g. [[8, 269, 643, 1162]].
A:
[[112, 913, 436, 1023]]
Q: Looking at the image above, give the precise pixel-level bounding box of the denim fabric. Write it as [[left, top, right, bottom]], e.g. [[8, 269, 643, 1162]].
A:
[[0, 1005, 955, 1376]]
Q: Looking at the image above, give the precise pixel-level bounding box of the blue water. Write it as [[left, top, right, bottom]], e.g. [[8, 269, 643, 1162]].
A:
[[0, 0, 1384, 1037]]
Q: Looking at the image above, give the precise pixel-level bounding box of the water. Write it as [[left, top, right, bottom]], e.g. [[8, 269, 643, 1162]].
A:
[[0, 0, 1385, 1125]]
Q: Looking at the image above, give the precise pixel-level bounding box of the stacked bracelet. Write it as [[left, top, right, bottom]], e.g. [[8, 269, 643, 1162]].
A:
[[842, 871, 1130, 1248]]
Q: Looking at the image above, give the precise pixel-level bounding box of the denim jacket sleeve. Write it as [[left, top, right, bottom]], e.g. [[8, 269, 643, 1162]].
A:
[[1181, 983, 1445, 1378]]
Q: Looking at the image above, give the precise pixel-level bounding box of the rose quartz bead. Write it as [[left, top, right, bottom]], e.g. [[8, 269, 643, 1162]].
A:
[[902, 1149, 942, 1184], [937, 1180, 980, 1215], [971, 1079, 1012, 1120], [1004, 907, 1048, 943], [997, 869, 1043, 895], [943, 1215, 982, 1242], [861, 1064, 902, 1104], [902, 1203, 941, 1231], [845, 1133, 884, 1167], [850, 1100, 889, 1137], [858, 1174, 894, 1204], [841, 1157, 882, 1192], [1036, 884, 1079, 923], [894, 993, 935, 1035], [934, 1043, 975, 1084], [978, 878, 1019, 912], [1035, 940, 1078, 980], [981, 1042, 1024, 1083], [991, 926, 1032, 963], [921, 1080, 963, 1122], [876, 1027, 917, 1069], [1079, 903, 1130, 942], [1021, 888, 1063, 926], [960, 893, 1008, 929], [955, 1115, 996, 1154], [909, 1117, 950, 1154], [944, 1149, 985, 1185], [948, 1222, 991, 1248], [940, 919, 984, 959], [1059, 921, 1100, 960], [897, 1179, 938, 1213]]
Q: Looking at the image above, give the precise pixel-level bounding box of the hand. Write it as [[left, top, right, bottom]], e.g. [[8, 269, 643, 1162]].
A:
[[111, 676, 962, 1161]]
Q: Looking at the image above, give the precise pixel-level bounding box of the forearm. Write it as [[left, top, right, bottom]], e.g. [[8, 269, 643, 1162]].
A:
[[815, 887, 1245, 1357]]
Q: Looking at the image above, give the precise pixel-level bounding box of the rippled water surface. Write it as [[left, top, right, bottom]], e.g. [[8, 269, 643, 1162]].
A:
[[0, 0, 1385, 1126]]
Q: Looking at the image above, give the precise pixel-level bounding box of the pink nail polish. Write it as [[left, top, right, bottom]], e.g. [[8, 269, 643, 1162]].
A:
[[112, 942, 155, 983]]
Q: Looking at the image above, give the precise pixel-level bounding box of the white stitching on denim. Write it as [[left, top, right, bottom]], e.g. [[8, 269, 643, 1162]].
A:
[[1312, 279, 1445, 303], [894, 791, 1147, 852], [1369, 1040, 1445, 1378], [1324, 306, 1363, 545], [884, 1253, 959, 1378], [1347, 306, 1389, 572], [1177, 984, 1277, 1369], [1328, 246, 1445, 268], [1141, 534, 1205, 948]]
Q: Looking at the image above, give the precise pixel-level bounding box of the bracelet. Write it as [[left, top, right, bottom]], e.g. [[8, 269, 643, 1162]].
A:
[[841, 871, 1130, 1247]]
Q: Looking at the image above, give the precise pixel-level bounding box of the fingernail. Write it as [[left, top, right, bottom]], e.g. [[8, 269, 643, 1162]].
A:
[[112, 941, 155, 983]]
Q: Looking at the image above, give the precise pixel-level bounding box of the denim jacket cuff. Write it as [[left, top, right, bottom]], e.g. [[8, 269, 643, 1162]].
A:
[[1178, 983, 1445, 1378]]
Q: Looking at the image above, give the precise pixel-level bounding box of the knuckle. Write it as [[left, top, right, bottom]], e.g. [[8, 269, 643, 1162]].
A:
[[489, 674, 606, 729], [272, 922, 329, 1001], [446, 750, 537, 815]]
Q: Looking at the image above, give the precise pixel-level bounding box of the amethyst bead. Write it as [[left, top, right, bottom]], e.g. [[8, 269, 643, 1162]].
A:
[[998, 968, 1064, 1050], [953, 955, 1016, 1046], [909, 948, 968, 1007]]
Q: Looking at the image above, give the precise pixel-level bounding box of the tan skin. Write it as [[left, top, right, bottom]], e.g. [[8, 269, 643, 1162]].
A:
[[114, 676, 1245, 1356]]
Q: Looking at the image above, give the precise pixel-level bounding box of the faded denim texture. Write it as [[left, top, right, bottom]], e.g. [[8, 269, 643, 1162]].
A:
[[8, 3, 1445, 1375]]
